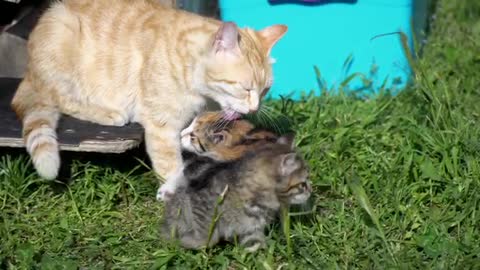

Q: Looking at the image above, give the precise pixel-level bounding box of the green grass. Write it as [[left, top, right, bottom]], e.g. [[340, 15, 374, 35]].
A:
[[2, 0, 480, 268]]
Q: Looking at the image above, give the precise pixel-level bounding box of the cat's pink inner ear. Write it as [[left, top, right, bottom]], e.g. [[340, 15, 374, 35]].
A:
[[257, 24, 288, 55], [213, 22, 240, 54]]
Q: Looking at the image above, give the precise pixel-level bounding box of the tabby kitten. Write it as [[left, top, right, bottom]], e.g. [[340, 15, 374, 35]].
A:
[[10, 0, 287, 197], [180, 111, 278, 161], [162, 135, 312, 252], [158, 111, 278, 198]]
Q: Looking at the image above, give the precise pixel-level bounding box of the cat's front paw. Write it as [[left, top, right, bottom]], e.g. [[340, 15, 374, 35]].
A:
[[156, 181, 176, 201], [156, 169, 185, 202], [107, 112, 129, 126]]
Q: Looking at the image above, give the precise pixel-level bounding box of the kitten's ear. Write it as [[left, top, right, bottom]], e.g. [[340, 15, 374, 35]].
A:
[[279, 153, 300, 176], [257, 24, 288, 55], [277, 133, 296, 149], [212, 132, 225, 144], [213, 22, 241, 55]]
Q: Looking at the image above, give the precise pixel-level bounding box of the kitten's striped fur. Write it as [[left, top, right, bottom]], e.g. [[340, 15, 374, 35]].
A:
[[157, 111, 279, 198], [10, 0, 287, 184], [180, 111, 278, 161], [163, 121, 311, 251]]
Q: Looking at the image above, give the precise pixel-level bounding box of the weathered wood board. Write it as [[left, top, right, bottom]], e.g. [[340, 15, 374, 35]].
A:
[[157, 0, 177, 7], [0, 78, 144, 153]]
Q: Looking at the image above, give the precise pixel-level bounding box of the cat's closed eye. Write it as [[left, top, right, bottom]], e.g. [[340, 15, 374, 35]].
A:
[[240, 83, 253, 92]]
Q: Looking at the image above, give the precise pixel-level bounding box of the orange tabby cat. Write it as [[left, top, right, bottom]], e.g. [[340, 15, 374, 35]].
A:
[[10, 0, 287, 194]]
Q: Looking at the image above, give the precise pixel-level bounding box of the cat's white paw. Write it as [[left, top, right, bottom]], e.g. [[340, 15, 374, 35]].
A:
[[157, 167, 185, 201], [156, 181, 177, 201], [107, 112, 128, 126]]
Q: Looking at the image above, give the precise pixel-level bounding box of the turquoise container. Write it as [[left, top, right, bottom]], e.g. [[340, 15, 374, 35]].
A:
[[219, 0, 429, 99]]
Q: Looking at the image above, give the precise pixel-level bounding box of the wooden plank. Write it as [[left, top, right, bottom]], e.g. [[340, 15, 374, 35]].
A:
[[0, 78, 144, 153], [157, 0, 177, 8]]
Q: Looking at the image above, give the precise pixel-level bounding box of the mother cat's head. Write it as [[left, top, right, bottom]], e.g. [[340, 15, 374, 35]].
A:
[[195, 22, 287, 119]]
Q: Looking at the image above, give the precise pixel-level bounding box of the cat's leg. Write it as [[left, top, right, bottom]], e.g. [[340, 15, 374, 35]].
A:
[[143, 122, 183, 200], [239, 230, 266, 252], [156, 165, 186, 201]]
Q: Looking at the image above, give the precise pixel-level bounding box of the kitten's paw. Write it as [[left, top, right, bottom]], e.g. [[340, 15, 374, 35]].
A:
[[241, 236, 266, 253], [244, 241, 265, 253], [156, 182, 176, 201]]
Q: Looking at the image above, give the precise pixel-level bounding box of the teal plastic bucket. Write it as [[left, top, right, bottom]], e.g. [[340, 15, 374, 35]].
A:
[[219, 0, 429, 99]]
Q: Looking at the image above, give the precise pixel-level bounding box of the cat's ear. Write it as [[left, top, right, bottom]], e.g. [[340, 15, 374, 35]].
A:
[[279, 153, 300, 176], [257, 24, 288, 55], [277, 133, 296, 149], [213, 22, 241, 55]]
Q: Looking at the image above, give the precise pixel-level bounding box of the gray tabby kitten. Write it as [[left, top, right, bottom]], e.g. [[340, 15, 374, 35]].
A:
[[162, 135, 312, 252]]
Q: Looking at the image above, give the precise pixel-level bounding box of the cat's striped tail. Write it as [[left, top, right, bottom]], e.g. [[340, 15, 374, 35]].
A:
[[11, 77, 60, 180]]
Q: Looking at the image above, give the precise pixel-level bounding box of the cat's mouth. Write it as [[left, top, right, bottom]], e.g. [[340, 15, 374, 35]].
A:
[[222, 109, 242, 121]]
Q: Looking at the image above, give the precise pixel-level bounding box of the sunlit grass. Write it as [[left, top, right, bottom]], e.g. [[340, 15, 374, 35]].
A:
[[1, 0, 480, 268]]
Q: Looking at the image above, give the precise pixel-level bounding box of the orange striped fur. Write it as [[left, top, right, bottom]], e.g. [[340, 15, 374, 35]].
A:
[[10, 0, 287, 181]]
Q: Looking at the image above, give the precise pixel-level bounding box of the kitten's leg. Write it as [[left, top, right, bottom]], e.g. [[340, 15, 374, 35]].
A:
[[179, 232, 210, 250], [181, 229, 221, 250], [239, 230, 266, 252], [143, 123, 182, 201]]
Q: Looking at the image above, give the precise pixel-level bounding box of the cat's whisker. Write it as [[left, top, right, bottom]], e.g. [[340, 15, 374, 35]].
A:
[[261, 105, 285, 119], [260, 107, 283, 134], [261, 108, 277, 134], [213, 113, 230, 131], [217, 117, 230, 131], [213, 118, 223, 130], [267, 108, 287, 135], [257, 109, 268, 130]]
